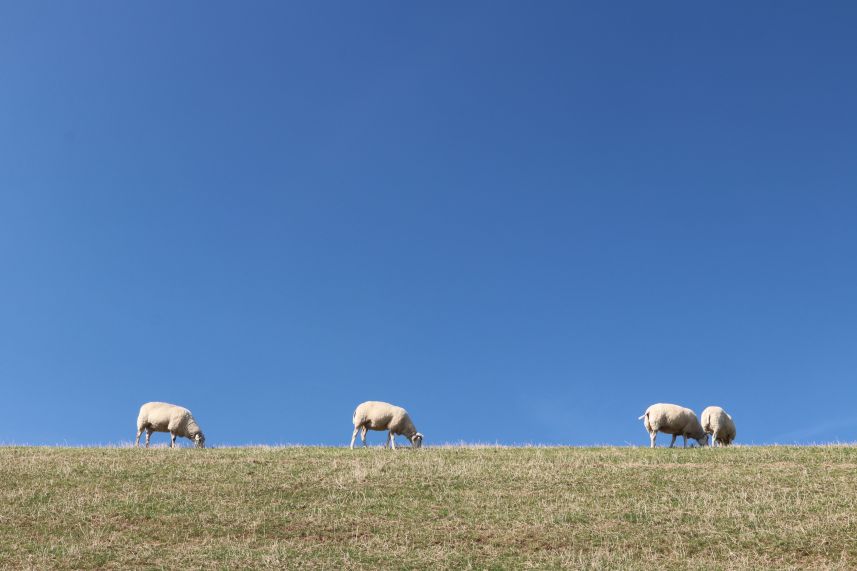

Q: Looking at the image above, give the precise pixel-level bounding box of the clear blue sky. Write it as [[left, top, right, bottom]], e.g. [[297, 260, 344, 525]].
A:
[[1, 2, 856, 446]]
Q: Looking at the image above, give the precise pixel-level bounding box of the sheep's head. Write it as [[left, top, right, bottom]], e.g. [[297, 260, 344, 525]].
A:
[[694, 435, 708, 447], [194, 432, 206, 449], [411, 433, 424, 448]]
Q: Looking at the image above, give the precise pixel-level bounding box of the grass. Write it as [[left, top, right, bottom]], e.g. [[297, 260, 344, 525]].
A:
[[2, 446, 857, 569]]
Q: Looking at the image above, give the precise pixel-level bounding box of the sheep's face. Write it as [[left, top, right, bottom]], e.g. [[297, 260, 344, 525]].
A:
[[411, 433, 424, 448], [695, 436, 708, 447], [194, 433, 206, 449]]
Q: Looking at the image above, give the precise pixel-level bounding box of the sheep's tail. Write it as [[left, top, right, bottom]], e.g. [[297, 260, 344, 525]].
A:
[[638, 412, 647, 421]]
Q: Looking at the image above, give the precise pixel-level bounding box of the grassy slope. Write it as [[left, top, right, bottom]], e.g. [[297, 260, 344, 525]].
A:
[[1, 446, 856, 570]]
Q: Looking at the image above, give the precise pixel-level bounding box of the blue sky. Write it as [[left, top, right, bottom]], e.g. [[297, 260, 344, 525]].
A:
[[1, 2, 856, 446]]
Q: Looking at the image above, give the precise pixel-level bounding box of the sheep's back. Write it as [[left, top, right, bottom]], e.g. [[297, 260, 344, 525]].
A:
[[702, 406, 731, 433], [645, 403, 699, 434], [353, 401, 406, 429], [138, 402, 188, 430]]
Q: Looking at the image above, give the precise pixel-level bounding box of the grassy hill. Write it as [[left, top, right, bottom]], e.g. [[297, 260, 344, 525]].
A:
[[2, 446, 856, 569]]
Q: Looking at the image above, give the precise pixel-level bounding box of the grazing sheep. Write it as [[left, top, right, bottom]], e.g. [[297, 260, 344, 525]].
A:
[[639, 403, 707, 448], [701, 406, 736, 447], [135, 402, 205, 448], [350, 401, 423, 450]]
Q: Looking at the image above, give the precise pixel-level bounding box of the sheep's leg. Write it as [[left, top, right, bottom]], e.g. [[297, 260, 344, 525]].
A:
[[145, 429, 153, 448], [361, 427, 368, 447], [649, 431, 657, 448], [712, 431, 719, 447], [170, 432, 177, 448], [682, 434, 688, 448], [135, 428, 142, 447], [669, 434, 677, 448], [388, 431, 396, 450], [350, 427, 360, 450]]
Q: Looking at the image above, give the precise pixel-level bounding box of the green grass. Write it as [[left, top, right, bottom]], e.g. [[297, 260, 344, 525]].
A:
[[2, 446, 857, 569]]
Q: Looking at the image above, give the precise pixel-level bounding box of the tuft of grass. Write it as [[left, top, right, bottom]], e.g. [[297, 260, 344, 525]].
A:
[[1, 446, 856, 569]]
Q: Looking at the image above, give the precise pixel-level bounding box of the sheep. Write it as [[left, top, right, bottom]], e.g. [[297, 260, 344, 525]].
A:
[[701, 406, 736, 447], [135, 402, 206, 448], [639, 403, 707, 448], [350, 401, 423, 450]]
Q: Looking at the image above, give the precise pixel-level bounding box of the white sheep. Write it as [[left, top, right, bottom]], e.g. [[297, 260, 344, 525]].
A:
[[135, 402, 206, 448], [639, 403, 707, 448], [701, 406, 736, 447], [350, 401, 423, 450]]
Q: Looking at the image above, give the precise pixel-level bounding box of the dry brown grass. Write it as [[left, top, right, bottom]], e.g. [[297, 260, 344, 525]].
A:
[[1, 446, 856, 569]]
